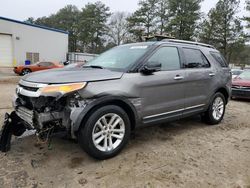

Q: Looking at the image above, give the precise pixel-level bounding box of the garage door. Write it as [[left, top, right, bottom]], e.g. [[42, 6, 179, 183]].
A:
[[0, 34, 13, 67]]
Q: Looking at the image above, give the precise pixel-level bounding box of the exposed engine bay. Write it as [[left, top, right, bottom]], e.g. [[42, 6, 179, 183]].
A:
[[0, 79, 90, 152]]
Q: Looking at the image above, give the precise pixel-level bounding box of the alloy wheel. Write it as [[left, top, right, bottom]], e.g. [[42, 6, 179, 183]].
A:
[[92, 113, 125, 152]]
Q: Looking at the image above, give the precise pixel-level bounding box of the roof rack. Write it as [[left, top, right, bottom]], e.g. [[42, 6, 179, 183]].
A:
[[162, 39, 215, 49]]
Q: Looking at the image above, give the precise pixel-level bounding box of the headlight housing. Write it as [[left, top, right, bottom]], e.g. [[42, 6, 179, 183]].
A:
[[40, 82, 87, 95]]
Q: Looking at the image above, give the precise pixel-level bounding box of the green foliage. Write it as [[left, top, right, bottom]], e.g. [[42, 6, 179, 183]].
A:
[[78, 1, 111, 53], [23, 0, 248, 56], [127, 0, 159, 40], [245, 0, 250, 28], [231, 45, 250, 66], [166, 0, 202, 40], [200, 0, 246, 64], [156, 0, 170, 35]]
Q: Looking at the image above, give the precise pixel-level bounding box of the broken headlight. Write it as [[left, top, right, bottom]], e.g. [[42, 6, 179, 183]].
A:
[[40, 82, 87, 96]]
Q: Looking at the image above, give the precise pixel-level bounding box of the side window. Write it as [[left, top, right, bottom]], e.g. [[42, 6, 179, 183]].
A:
[[210, 52, 228, 67], [39, 62, 52, 67], [183, 48, 210, 68], [147, 47, 180, 71]]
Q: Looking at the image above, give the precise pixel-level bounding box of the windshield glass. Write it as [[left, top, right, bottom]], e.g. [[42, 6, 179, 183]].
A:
[[238, 71, 250, 80], [85, 44, 151, 71], [232, 70, 243, 76]]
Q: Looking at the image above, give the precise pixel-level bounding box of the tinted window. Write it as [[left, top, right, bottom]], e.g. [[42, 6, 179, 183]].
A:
[[210, 52, 228, 67], [183, 48, 210, 68], [147, 47, 180, 71]]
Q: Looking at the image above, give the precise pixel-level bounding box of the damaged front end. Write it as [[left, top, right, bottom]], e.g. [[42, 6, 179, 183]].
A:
[[0, 79, 91, 152]]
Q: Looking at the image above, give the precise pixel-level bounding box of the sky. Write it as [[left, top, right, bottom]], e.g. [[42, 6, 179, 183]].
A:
[[0, 0, 247, 21]]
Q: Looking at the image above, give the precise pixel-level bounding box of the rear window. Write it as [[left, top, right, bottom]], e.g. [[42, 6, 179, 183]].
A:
[[210, 52, 228, 67]]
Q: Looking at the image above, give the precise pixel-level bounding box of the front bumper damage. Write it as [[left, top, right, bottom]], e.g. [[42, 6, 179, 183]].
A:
[[0, 80, 92, 152], [0, 112, 26, 152]]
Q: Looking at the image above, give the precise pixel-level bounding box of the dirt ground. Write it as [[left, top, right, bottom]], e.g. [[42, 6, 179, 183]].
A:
[[0, 77, 250, 188]]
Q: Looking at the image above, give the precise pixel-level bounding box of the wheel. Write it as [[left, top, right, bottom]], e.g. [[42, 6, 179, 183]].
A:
[[21, 68, 31, 75], [202, 93, 226, 125], [78, 105, 131, 160]]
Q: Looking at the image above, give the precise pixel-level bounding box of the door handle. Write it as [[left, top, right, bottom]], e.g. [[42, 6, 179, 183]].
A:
[[174, 75, 184, 80], [209, 72, 215, 77]]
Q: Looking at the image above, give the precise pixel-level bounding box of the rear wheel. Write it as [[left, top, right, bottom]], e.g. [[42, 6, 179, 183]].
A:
[[21, 68, 31, 75], [78, 105, 131, 160], [202, 93, 226, 125]]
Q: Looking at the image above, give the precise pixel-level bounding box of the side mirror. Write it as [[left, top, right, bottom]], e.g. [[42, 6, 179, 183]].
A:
[[141, 63, 161, 74]]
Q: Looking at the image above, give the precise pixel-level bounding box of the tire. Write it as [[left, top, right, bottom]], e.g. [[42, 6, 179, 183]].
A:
[[202, 92, 226, 125], [21, 68, 31, 75], [78, 105, 131, 160]]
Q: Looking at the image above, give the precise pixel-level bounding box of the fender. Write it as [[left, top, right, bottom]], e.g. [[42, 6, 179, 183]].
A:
[[72, 95, 141, 133]]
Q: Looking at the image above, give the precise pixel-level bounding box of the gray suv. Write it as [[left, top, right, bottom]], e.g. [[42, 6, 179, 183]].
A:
[[11, 39, 231, 159]]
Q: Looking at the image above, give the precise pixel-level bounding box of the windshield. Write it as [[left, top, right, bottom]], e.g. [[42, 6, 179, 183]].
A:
[[232, 70, 243, 76], [238, 71, 250, 80], [85, 44, 151, 71]]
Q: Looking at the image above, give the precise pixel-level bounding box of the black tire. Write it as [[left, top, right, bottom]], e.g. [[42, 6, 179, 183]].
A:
[[202, 92, 226, 125], [21, 68, 31, 75], [78, 105, 131, 160]]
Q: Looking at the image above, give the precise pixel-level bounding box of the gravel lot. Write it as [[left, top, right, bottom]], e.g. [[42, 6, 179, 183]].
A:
[[0, 77, 250, 188]]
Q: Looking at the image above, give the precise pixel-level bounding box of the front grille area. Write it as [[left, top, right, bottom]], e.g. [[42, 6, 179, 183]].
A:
[[232, 85, 250, 90], [16, 106, 34, 127], [232, 88, 250, 98]]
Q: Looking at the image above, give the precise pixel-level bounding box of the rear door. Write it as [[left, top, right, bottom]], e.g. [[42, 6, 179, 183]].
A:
[[138, 46, 186, 124], [181, 47, 215, 116]]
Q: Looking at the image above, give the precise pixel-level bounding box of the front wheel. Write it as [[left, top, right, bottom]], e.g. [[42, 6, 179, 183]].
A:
[[78, 105, 131, 160], [202, 93, 226, 125], [21, 68, 31, 75]]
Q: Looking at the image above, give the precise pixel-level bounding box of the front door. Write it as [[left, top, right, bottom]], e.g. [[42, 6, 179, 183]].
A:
[[138, 46, 186, 124]]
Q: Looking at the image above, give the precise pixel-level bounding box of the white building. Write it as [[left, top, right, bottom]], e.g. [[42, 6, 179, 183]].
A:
[[0, 16, 68, 67]]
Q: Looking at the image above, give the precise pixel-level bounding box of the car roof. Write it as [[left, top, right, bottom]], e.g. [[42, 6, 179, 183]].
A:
[[121, 40, 219, 52]]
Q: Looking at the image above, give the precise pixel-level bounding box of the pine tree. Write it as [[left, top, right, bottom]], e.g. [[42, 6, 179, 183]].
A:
[[166, 0, 202, 40], [200, 0, 246, 63], [79, 1, 111, 53], [245, 0, 250, 28], [127, 0, 159, 38]]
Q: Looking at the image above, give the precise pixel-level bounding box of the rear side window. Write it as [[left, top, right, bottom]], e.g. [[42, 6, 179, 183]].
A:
[[183, 48, 210, 68], [210, 52, 228, 67]]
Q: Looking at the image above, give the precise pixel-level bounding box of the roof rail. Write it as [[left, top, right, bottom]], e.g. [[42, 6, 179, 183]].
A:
[[162, 39, 215, 49]]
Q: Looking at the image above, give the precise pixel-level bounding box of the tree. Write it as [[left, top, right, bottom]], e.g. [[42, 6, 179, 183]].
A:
[[108, 12, 131, 45], [51, 5, 80, 52], [25, 17, 35, 24], [166, 0, 203, 40], [245, 0, 250, 28], [127, 0, 158, 38], [200, 0, 246, 63], [156, 0, 170, 35], [78, 1, 111, 53]]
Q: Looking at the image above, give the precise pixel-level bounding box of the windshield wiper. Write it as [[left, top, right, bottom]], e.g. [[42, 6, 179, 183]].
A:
[[83, 65, 104, 69]]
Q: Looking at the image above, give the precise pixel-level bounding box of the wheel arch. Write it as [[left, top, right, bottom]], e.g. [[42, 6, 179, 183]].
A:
[[74, 96, 139, 134], [21, 68, 32, 74], [215, 87, 230, 104]]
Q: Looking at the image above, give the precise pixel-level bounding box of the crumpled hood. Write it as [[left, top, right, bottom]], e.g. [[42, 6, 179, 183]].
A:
[[22, 68, 124, 84]]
